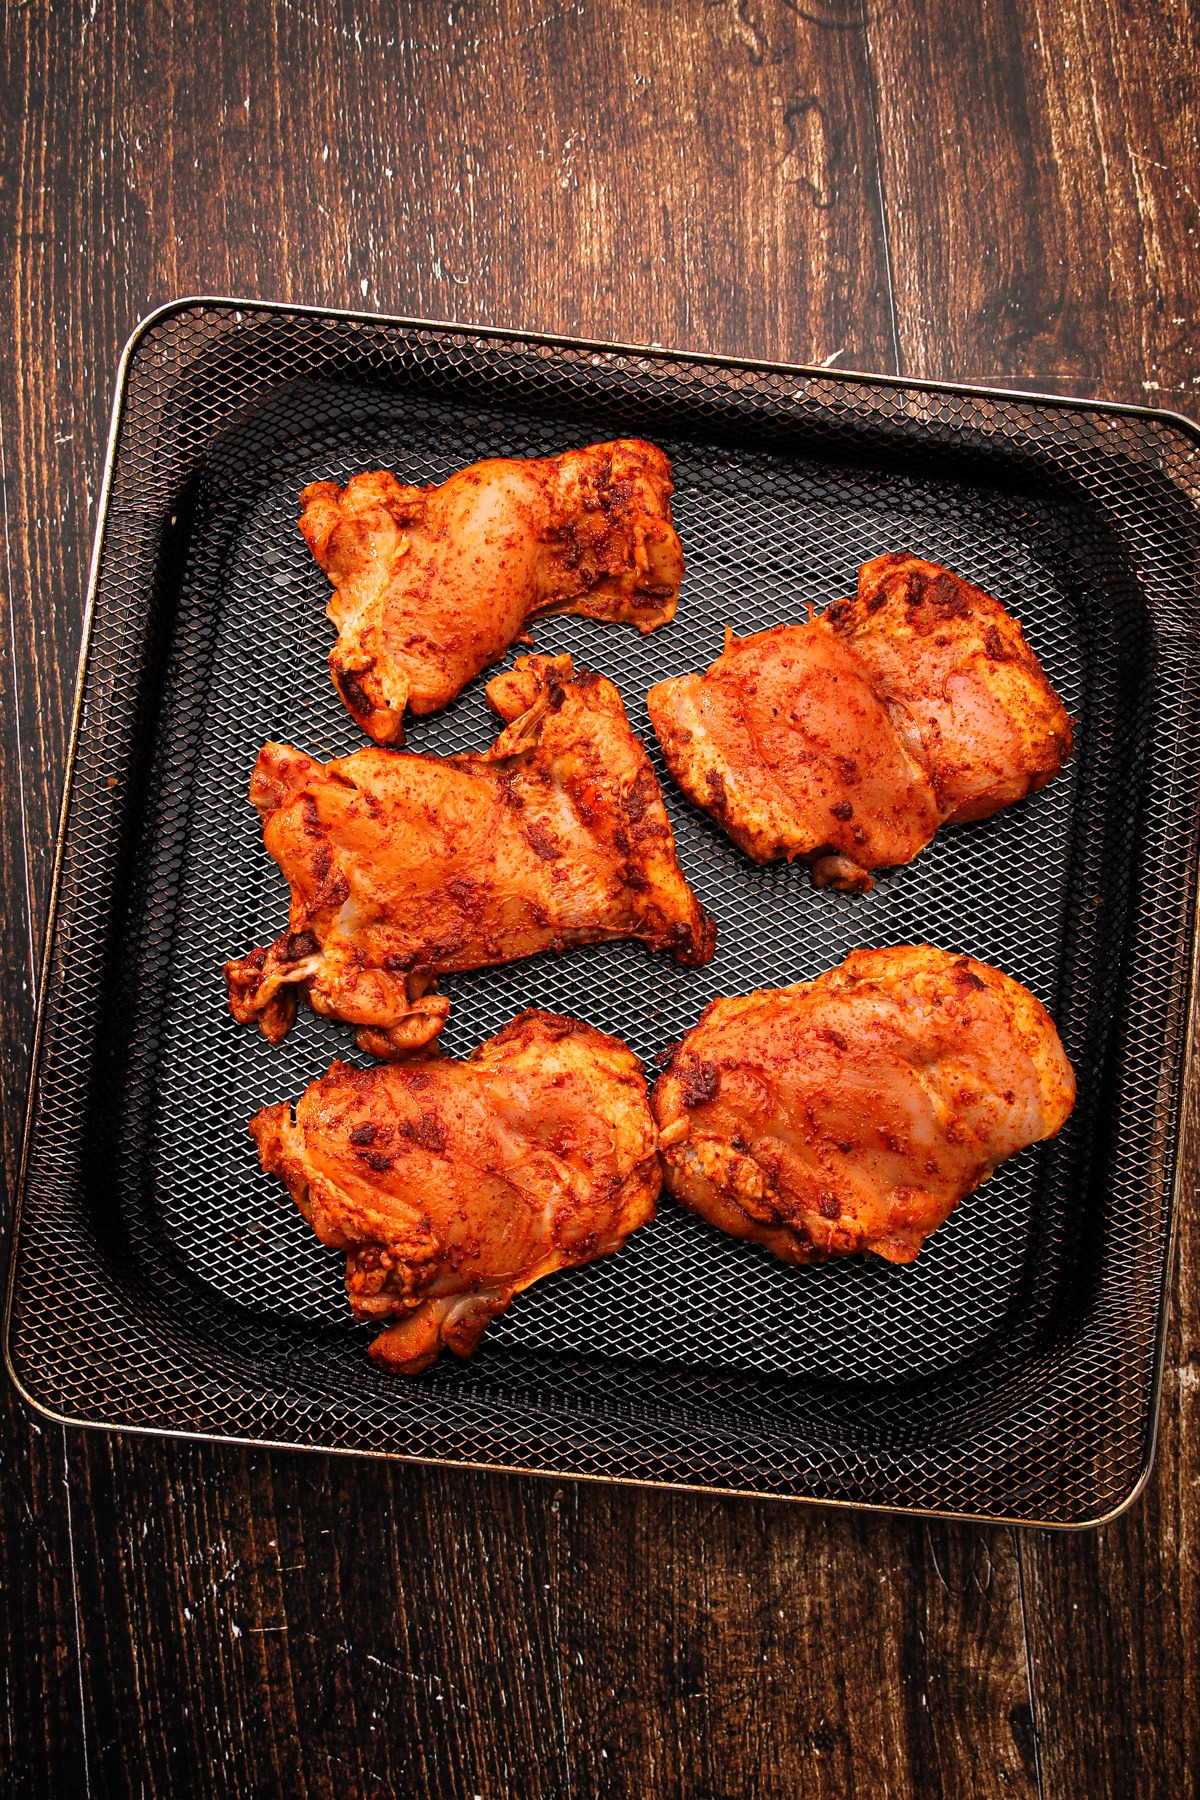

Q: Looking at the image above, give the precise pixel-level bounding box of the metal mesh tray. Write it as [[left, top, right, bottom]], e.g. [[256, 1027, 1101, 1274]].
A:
[[8, 298, 1200, 1524]]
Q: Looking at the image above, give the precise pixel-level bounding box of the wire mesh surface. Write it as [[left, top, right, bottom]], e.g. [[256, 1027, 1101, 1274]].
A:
[[9, 300, 1200, 1521]]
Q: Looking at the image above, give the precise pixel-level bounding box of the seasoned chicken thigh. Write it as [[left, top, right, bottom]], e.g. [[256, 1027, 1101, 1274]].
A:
[[646, 620, 941, 886], [225, 654, 715, 1056], [653, 945, 1075, 1266], [250, 1010, 661, 1372], [825, 553, 1074, 824], [300, 439, 684, 743], [647, 556, 1072, 891]]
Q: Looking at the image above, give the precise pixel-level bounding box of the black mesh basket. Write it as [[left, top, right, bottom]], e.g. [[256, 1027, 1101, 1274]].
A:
[[7, 298, 1200, 1524]]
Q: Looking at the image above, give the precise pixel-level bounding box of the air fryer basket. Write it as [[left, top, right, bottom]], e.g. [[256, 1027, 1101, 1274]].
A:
[[8, 300, 1200, 1523]]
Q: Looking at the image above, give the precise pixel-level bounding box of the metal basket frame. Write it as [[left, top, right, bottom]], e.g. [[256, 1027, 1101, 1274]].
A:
[[7, 296, 1200, 1526]]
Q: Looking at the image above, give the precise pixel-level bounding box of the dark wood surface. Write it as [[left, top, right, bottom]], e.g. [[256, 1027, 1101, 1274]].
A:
[[1, 2, 1196, 1793]]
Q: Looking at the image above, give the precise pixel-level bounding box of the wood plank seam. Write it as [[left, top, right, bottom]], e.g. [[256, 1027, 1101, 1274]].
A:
[[60, 1425, 93, 1798], [856, 0, 902, 375], [1013, 1527, 1045, 1800]]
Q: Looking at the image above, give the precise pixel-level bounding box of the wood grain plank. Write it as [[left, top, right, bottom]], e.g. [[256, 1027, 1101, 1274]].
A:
[[0, 24, 89, 1751], [866, 0, 1200, 412], [64, 1432, 1039, 1800], [68, 1441, 585, 1798], [552, 1491, 1038, 1799], [0, 31, 88, 1747], [866, 4, 1200, 1795], [0, 1397, 89, 1795]]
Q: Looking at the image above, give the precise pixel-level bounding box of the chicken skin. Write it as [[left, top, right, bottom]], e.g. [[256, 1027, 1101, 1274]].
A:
[[225, 654, 715, 1056], [647, 620, 941, 884], [653, 945, 1075, 1266], [250, 1010, 661, 1372], [825, 554, 1075, 825], [300, 439, 684, 744], [647, 555, 1072, 892]]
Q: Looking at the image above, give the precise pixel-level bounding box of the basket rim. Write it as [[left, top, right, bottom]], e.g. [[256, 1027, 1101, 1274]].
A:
[[7, 293, 1197, 1527]]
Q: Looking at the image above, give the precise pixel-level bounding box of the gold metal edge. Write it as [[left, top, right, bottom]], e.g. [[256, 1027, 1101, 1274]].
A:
[[4, 1354, 1128, 1531], [107, 291, 1200, 440]]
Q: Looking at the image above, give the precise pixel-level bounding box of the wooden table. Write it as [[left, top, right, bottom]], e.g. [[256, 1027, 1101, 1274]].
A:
[[2, 4, 1196, 1794]]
